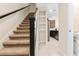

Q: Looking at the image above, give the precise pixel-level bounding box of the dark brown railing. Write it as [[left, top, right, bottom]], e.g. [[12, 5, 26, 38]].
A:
[[0, 5, 30, 19], [29, 8, 38, 56]]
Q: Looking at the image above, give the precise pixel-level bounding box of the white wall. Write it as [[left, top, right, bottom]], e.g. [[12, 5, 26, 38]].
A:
[[0, 3, 29, 16], [59, 3, 73, 55], [74, 3, 79, 33], [29, 3, 36, 12], [0, 3, 31, 48]]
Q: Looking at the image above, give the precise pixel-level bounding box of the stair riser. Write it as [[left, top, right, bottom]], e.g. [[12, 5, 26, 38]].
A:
[[22, 21, 30, 23], [19, 26, 30, 28], [19, 25, 30, 27], [23, 20, 29, 22], [20, 24, 30, 25], [19, 23, 30, 25], [21, 22, 30, 25], [22, 21, 29, 22], [0, 54, 29, 56], [9, 37, 30, 39], [9, 39, 30, 40], [17, 26, 30, 29], [17, 28, 30, 30], [21, 23, 30, 24], [14, 32, 30, 34], [12, 37, 30, 39], [4, 44, 30, 48], [14, 30, 30, 32]]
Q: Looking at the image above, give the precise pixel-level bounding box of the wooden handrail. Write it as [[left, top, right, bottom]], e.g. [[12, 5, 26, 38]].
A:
[[0, 5, 30, 19]]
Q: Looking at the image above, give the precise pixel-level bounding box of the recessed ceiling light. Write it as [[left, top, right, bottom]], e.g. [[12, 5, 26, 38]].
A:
[[49, 9, 53, 12]]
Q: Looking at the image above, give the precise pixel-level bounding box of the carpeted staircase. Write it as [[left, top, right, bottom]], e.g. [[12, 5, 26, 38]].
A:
[[0, 13, 31, 56]]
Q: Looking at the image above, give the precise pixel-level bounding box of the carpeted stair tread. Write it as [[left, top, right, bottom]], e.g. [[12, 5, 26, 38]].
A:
[[14, 30, 30, 34], [0, 47, 29, 56], [3, 40, 30, 47]]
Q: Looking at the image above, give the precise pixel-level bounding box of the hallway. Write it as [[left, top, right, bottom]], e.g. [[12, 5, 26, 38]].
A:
[[0, 3, 73, 56], [39, 37, 64, 56]]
